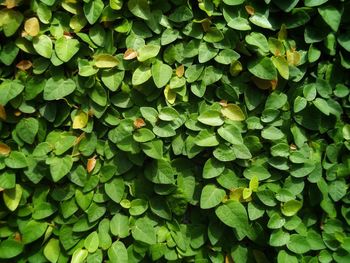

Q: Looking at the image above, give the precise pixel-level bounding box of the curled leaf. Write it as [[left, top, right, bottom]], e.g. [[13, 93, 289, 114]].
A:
[[16, 60, 32, 71], [123, 48, 138, 60], [134, 118, 146, 129], [164, 85, 176, 105], [87, 156, 97, 173], [245, 5, 255, 15]]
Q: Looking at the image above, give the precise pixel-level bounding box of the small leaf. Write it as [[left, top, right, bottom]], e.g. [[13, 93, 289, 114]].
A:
[[72, 111, 88, 129], [16, 60, 32, 71], [44, 238, 60, 263], [3, 184, 22, 211], [48, 156, 74, 182], [281, 200, 302, 217], [0, 142, 11, 156], [16, 117, 39, 144], [198, 110, 224, 126], [87, 156, 97, 173], [0, 239, 24, 259], [24, 17, 40, 36], [272, 56, 289, 79], [249, 176, 259, 191], [200, 184, 226, 209], [123, 48, 138, 60], [137, 45, 161, 62], [71, 249, 88, 263], [132, 65, 152, 86], [94, 54, 119, 68], [248, 57, 277, 80], [152, 60, 173, 88], [33, 35, 53, 58], [105, 178, 125, 203], [221, 104, 245, 121], [131, 217, 156, 245], [55, 37, 80, 62]]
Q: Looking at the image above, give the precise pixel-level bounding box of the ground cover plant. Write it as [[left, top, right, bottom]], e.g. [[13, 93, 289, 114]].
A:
[[0, 0, 350, 262]]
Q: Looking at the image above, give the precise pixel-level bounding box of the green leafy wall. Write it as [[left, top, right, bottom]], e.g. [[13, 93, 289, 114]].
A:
[[0, 0, 350, 262]]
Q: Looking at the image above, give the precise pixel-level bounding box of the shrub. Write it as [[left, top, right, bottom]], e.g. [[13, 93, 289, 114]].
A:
[[0, 0, 350, 262]]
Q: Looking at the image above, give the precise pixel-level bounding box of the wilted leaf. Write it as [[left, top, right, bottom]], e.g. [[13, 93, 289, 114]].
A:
[[24, 17, 40, 36]]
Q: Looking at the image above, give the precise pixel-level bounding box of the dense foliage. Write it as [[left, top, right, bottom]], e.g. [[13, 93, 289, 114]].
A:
[[0, 0, 350, 262]]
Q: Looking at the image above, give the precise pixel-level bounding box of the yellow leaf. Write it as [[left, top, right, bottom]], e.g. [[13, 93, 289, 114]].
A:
[[164, 85, 176, 105], [229, 188, 244, 202], [4, 0, 18, 8], [176, 65, 185, 77], [286, 50, 301, 66], [278, 24, 287, 41], [221, 104, 245, 121], [0, 142, 11, 156], [242, 188, 252, 200], [94, 54, 119, 68], [86, 156, 96, 173], [24, 17, 40, 37], [272, 56, 289, 80], [229, 61, 243, 77], [0, 105, 6, 120], [249, 176, 259, 192], [72, 111, 88, 129]]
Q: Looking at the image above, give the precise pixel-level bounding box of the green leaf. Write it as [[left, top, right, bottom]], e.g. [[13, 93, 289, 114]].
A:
[[22, 220, 48, 244], [71, 249, 88, 263], [158, 107, 179, 121], [0, 9, 23, 37], [131, 217, 156, 245], [195, 130, 220, 147], [248, 57, 277, 80], [203, 27, 224, 43], [0, 80, 25, 105], [16, 118, 39, 144], [245, 32, 269, 54], [218, 125, 243, 145], [287, 234, 311, 254], [203, 158, 225, 179], [223, 0, 245, 5], [0, 239, 24, 259], [105, 177, 125, 203], [44, 78, 76, 101], [281, 200, 303, 216], [55, 37, 80, 62], [200, 184, 226, 209], [133, 128, 155, 142], [3, 184, 22, 211], [110, 213, 130, 238], [318, 5, 342, 32], [33, 35, 53, 58], [145, 159, 176, 184], [137, 45, 160, 62], [44, 238, 60, 263], [132, 65, 152, 86], [128, 0, 151, 20], [152, 60, 173, 88], [5, 151, 27, 169], [244, 166, 271, 180], [215, 201, 250, 237], [94, 54, 119, 68], [198, 110, 224, 126], [221, 104, 245, 121], [84, 0, 104, 24], [262, 126, 285, 140], [141, 140, 163, 159], [84, 231, 99, 253], [108, 241, 128, 263], [271, 56, 289, 79], [305, 0, 328, 7], [48, 156, 74, 182]]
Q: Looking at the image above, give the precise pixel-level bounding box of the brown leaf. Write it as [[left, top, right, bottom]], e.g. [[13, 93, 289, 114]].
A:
[[14, 110, 22, 117], [124, 48, 138, 60], [134, 118, 146, 129], [87, 156, 97, 173], [0, 105, 6, 121], [16, 60, 32, 71], [74, 132, 86, 146], [0, 142, 11, 156], [14, 232, 22, 242], [245, 5, 255, 15], [225, 254, 234, 263], [176, 65, 185, 78], [219, 100, 228, 107]]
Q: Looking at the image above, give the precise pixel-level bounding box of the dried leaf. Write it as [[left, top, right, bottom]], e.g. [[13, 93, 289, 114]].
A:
[[176, 65, 185, 77], [0, 142, 11, 156], [87, 156, 97, 173], [245, 5, 255, 15], [0, 105, 6, 120], [4, 0, 17, 8], [134, 118, 146, 129], [123, 48, 138, 60], [16, 60, 32, 71]]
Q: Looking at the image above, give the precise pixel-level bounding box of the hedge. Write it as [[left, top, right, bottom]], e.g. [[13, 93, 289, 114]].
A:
[[0, 0, 350, 262]]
